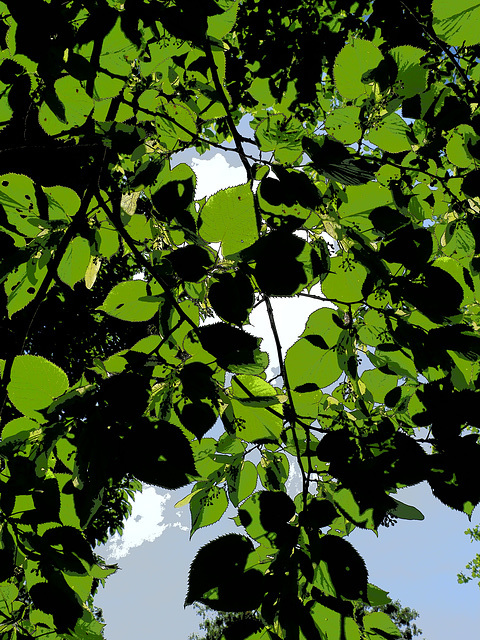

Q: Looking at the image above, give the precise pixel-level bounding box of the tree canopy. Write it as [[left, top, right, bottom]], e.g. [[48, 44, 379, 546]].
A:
[[189, 601, 425, 640], [0, 0, 480, 638]]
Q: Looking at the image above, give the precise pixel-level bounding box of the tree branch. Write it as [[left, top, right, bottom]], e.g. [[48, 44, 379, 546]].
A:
[[94, 189, 201, 337], [264, 296, 310, 504], [400, 0, 479, 101], [204, 43, 253, 182]]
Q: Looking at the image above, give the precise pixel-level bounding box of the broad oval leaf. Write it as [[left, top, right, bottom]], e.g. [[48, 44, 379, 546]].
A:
[[8, 355, 69, 418], [197, 323, 262, 370], [58, 236, 91, 289], [126, 418, 197, 489], [317, 535, 368, 602], [334, 39, 383, 100], [99, 280, 161, 322], [190, 485, 229, 536], [199, 183, 258, 257], [432, 0, 480, 46], [185, 533, 264, 611]]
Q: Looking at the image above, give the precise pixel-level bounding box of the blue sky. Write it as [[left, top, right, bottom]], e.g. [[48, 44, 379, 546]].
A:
[[95, 149, 480, 640]]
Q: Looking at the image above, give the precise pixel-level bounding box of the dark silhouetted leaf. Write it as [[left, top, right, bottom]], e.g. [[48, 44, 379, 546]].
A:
[[317, 535, 368, 602], [244, 231, 308, 296], [197, 323, 261, 369], [303, 136, 378, 185], [209, 272, 255, 325], [299, 498, 339, 530], [185, 533, 264, 611], [126, 418, 197, 488], [180, 362, 217, 401], [29, 576, 83, 632], [167, 244, 214, 282], [181, 401, 217, 440]]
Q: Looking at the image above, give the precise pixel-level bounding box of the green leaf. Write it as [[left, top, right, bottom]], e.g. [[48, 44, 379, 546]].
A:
[[360, 369, 398, 404], [99, 280, 161, 322], [0, 582, 18, 606], [325, 106, 362, 145], [1, 417, 40, 443], [227, 460, 258, 507], [286, 339, 342, 391], [367, 584, 391, 607], [199, 184, 258, 257], [446, 125, 477, 168], [0, 173, 41, 236], [230, 375, 283, 443], [321, 256, 368, 304], [257, 452, 289, 491], [432, 0, 480, 46], [389, 498, 424, 521], [8, 355, 69, 418], [38, 77, 94, 135], [207, 0, 239, 39], [5, 254, 49, 317], [311, 604, 361, 640], [339, 182, 394, 233], [389, 46, 428, 98], [367, 114, 413, 153], [57, 236, 91, 289], [332, 488, 376, 530], [334, 39, 383, 100], [364, 612, 402, 639], [254, 114, 304, 163], [100, 17, 138, 78], [190, 485, 229, 536]]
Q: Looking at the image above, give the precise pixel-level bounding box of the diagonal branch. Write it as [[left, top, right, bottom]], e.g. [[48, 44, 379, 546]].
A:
[[264, 296, 310, 504], [94, 189, 201, 338], [400, 0, 479, 101], [0, 184, 98, 421], [204, 43, 253, 182]]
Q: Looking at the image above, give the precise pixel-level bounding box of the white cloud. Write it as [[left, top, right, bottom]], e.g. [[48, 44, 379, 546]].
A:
[[285, 454, 303, 497], [191, 153, 247, 200], [102, 487, 188, 561]]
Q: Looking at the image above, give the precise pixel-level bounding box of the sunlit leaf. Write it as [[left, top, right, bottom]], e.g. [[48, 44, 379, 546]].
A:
[[8, 355, 69, 418], [99, 280, 161, 322], [200, 184, 257, 257]]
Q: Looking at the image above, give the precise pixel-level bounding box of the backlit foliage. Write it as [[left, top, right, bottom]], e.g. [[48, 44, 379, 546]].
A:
[[0, 1, 480, 638]]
